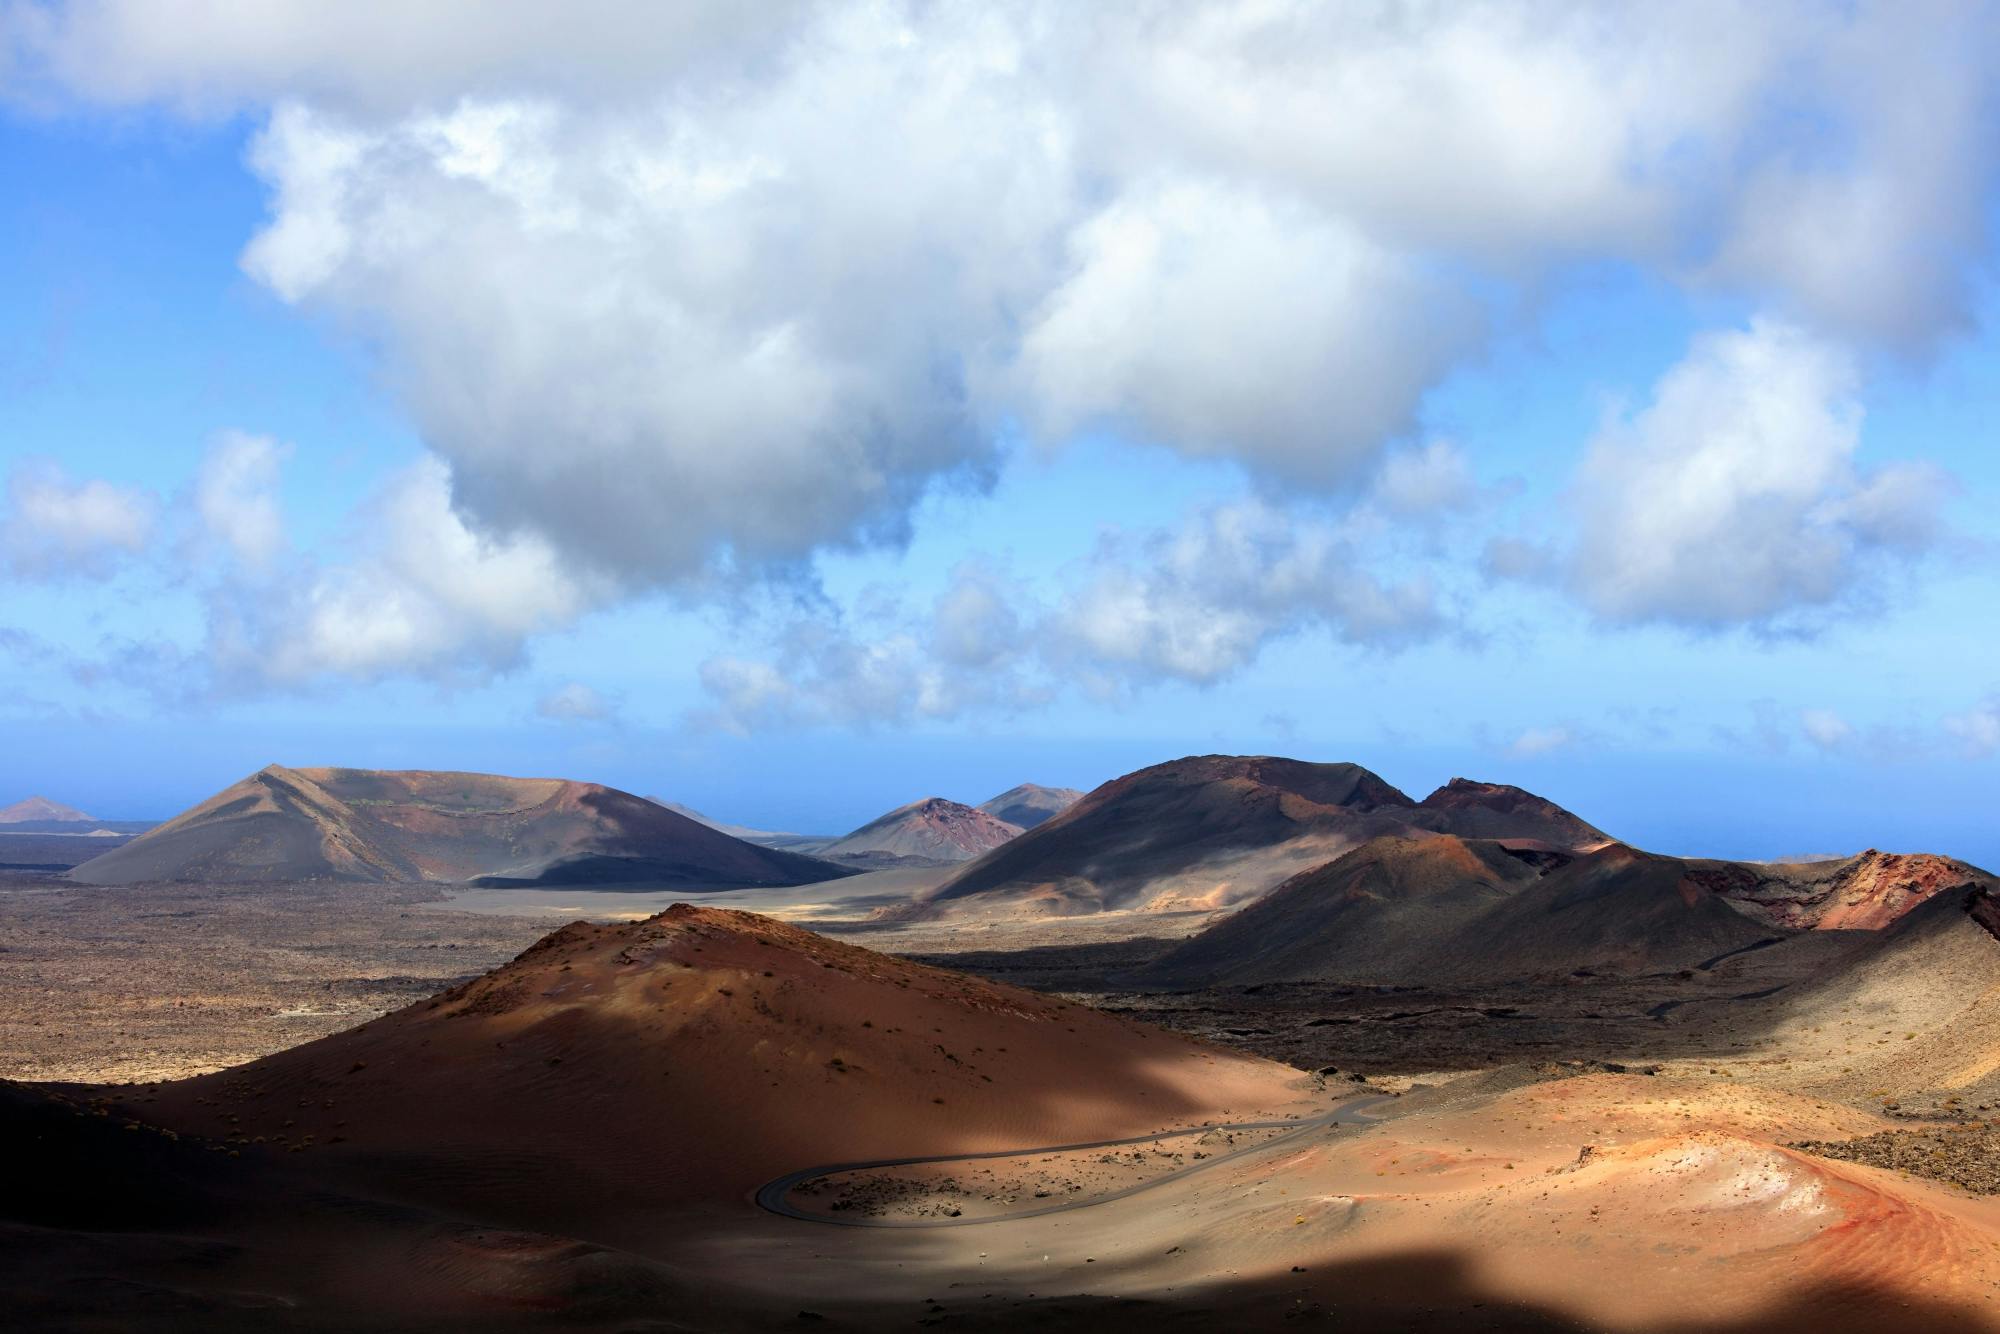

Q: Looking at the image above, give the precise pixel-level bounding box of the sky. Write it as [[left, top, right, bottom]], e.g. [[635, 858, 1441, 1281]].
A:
[[1, 2, 1997, 864]]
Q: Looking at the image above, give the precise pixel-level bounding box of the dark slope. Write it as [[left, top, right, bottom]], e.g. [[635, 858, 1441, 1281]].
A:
[[1137, 839, 1787, 988], [0, 831, 140, 871], [1431, 843, 1778, 983], [68, 765, 851, 889], [0, 1080, 253, 1232], [1133, 834, 1547, 987]]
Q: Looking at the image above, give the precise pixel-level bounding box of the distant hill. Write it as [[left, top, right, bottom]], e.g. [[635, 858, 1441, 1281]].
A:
[[816, 797, 1022, 864], [68, 766, 853, 889], [646, 798, 781, 841], [0, 796, 150, 866], [897, 755, 1610, 920], [0, 797, 94, 824], [977, 783, 1085, 830], [1131, 835, 1998, 990]]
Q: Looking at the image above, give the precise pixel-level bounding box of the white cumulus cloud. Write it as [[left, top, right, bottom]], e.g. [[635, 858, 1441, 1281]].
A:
[[194, 431, 289, 570], [692, 496, 1446, 730], [6, 1, 1996, 692], [1, 459, 157, 579], [1049, 499, 1442, 687], [206, 456, 600, 686], [1017, 181, 1478, 484], [1370, 440, 1481, 519], [7, 2, 1990, 591], [1564, 319, 1948, 629]]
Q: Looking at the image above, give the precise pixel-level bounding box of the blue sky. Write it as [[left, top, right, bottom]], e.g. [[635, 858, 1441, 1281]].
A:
[[2, 3, 1997, 863]]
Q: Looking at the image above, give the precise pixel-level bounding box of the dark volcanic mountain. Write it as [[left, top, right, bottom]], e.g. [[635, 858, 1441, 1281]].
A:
[[1134, 835, 1999, 990], [1415, 777, 1611, 849], [0, 796, 94, 824], [67, 765, 851, 888], [900, 755, 1608, 920], [1419, 842, 1785, 982], [817, 797, 1023, 864], [977, 783, 1085, 830]]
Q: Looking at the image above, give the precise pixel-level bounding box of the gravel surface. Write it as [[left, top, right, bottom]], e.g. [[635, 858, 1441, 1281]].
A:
[[1791, 1121, 2000, 1193]]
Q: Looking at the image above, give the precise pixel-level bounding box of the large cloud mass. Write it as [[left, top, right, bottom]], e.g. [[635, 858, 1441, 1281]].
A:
[[12, 4, 1993, 578], [2, 1, 1991, 699]]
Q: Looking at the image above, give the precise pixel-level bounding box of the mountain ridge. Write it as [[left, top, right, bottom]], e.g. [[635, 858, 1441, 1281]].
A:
[[1131, 833, 1999, 990], [898, 755, 1608, 920]]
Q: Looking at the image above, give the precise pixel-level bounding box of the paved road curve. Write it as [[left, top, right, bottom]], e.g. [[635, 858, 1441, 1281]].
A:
[[754, 1091, 1398, 1228]]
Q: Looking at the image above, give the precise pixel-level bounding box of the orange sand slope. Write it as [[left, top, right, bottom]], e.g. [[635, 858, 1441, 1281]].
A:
[[137, 905, 1313, 1214], [708, 1072, 2000, 1331]]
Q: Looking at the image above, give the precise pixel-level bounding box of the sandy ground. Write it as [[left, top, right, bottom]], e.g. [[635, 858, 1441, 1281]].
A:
[[5, 875, 1999, 1329], [827, 906, 1226, 952], [684, 1071, 2000, 1331], [789, 1122, 1306, 1221], [432, 864, 953, 923]]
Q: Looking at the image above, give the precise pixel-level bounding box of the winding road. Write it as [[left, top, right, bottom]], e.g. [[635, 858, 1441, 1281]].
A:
[[755, 1091, 1398, 1228]]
